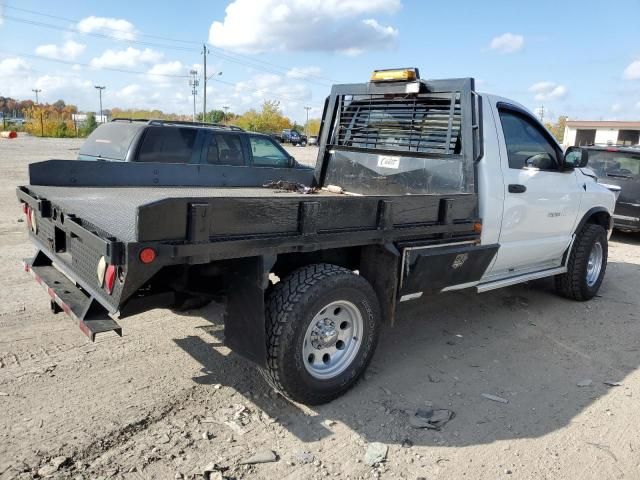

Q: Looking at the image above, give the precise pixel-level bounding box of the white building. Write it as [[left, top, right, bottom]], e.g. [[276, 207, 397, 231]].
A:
[[563, 120, 640, 148], [71, 113, 108, 124]]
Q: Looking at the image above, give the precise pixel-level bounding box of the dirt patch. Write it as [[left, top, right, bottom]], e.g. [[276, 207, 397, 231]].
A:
[[1, 135, 639, 479]]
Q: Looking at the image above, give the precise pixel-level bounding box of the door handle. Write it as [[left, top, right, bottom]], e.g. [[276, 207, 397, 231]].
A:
[[508, 184, 527, 193]]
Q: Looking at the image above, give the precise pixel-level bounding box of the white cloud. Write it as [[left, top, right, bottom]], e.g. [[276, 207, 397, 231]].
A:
[[529, 81, 568, 101], [147, 61, 184, 77], [489, 33, 524, 54], [77, 16, 136, 41], [35, 40, 86, 60], [611, 103, 622, 113], [286, 66, 322, 79], [623, 60, 640, 80], [90, 47, 163, 68], [0, 57, 31, 76], [208, 0, 400, 54]]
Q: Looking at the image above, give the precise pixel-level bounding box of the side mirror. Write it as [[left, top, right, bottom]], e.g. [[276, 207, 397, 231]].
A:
[[564, 147, 589, 169]]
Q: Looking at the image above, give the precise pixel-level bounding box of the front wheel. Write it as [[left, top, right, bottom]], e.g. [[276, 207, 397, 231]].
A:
[[261, 264, 380, 404], [555, 223, 608, 301]]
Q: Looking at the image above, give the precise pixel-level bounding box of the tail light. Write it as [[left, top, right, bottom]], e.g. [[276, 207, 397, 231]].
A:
[[97, 256, 117, 295], [139, 247, 156, 264], [104, 265, 117, 295]]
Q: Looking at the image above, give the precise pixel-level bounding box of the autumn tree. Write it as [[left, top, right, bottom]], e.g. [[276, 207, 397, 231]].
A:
[[544, 115, 567, 143], [305, 118, 321, 136], [232, 100, 292, 133]]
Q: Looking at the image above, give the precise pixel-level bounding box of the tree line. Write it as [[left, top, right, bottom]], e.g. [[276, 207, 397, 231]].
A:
[[2, 95, 321, 138]]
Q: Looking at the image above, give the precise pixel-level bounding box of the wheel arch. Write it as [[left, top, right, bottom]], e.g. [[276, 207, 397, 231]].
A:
[[575, 207, 612, 235]]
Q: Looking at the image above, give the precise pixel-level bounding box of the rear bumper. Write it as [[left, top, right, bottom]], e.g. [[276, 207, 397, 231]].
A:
[[24, 252, 122, 341]]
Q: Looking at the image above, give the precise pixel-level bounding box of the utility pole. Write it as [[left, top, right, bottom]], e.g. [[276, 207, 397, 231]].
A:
[[538, 104, 545, 123], [304, 106, 311, 137], [94, 86, 106, 122], [202, 43, 209, 121], [189, 70, 199, 122], [32, 88, 42, 104], [223, 106, 229, 124]]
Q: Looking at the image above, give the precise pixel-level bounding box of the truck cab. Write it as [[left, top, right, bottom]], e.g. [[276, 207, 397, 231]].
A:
[[475, 95, 615, 287]]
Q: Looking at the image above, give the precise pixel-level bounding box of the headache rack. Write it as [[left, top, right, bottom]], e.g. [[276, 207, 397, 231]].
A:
[[315, 78, 482, 195]]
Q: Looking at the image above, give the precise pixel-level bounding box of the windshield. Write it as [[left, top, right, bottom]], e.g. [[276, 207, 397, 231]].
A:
[[79, 123, 144, 161], [587, 150, 640, 178]]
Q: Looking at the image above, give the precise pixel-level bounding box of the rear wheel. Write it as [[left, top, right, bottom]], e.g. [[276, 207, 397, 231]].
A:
[[261, 264, 380, 404], [555, 223, 608, 301]]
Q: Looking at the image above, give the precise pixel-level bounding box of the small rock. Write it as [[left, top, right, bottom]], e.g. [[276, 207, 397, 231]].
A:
[[174, 473, 183, 479], [0, 392, 8, 396], [401, 439, 413, 448], [157, 434, 171, 444], [203, 462, 222, 480], [37, 465, 58, 477], [51, 456, 67, 469], [322, 419, 337, 427], [239, 449, 277, 465], [603, 381, 622, 387], [364, 442, 388, 466], [577, 379, 592, 387], [381, 387, 392, 395], [296, 451, 315, 464], [505, 469, 513, 474], [202, 431, 211, 440], [481, 393, 509, 404]]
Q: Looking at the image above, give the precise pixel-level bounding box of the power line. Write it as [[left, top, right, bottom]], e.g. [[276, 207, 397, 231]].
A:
[[0, 9, 337, 86], [0, 50, 191, 78]]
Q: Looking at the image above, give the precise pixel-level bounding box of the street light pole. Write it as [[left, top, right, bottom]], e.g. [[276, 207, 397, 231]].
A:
[[94, 86, 106, 122], [223, 106, 229, 124], [32, 88, 42, 104], [304, 106, 311, 138]]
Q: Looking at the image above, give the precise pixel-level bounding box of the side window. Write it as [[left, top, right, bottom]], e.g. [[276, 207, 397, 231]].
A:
[[250, 136, 291, 167], [205, 134, 245, 166], [499, 110, 559, 170], [137, 127, 197, 163]]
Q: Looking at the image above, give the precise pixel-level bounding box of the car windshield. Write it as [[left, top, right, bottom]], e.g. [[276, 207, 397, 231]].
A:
[[587, 150, 640, 178]]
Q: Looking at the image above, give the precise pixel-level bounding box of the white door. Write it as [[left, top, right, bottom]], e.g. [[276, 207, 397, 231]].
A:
[[487, 105, 583, 277]]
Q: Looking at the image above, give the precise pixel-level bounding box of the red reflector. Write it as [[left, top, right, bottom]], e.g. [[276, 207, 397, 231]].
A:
[[26, 206, 33, 229], [22, 203, 28, 215], [139, 247, 156, 264], [606, 147, 618, 152], [104, 265, 117, 295]]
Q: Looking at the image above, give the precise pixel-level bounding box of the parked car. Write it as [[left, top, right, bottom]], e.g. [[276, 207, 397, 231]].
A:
[[77, 119, 312, 183], [582, 144, 640, 232], [18, 68, 614, 405], [280, 129, 307, 146]]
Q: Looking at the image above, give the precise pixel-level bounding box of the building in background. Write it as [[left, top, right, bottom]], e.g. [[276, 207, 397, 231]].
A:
[[564, 120, 640, 147], [72, 113, 108, 124]]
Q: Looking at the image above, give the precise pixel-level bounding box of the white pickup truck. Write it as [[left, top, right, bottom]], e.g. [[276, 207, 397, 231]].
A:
[[19, 68, 615, 404]]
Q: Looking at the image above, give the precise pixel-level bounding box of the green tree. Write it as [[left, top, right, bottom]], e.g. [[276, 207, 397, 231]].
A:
[[197, 109, 226, 123], [82, 112, 98, 136]]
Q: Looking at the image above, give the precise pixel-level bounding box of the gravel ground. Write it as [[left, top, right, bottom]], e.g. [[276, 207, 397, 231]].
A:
[[1, 134, 640, 479]]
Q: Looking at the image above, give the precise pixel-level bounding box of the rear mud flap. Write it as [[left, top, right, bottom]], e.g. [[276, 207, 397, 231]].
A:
[[223, 256, 274, 367], [24, 251, 122, 341]]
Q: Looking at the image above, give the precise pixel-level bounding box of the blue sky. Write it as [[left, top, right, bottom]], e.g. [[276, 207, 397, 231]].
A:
[[1, 0, 639, 123]]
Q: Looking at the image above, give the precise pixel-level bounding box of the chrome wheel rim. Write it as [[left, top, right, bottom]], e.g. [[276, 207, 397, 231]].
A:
[[302, 300, 363, 380], [586, 241, 603, 287]]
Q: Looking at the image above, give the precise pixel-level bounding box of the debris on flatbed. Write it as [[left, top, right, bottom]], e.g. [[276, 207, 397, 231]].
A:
[[263, 180, 317, 194]]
